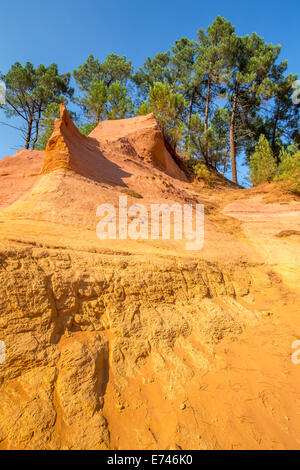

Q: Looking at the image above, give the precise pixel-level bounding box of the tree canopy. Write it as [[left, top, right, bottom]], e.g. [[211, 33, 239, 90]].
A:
[[1, 16, 298, 186], [1, 62, 73, 149]]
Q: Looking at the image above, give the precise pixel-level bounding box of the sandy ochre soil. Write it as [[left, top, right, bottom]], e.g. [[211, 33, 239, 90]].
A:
[[0, 104, 299, 450]]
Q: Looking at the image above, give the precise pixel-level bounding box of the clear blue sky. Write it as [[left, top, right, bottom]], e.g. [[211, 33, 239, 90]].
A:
[[0, 0, 298, 184]]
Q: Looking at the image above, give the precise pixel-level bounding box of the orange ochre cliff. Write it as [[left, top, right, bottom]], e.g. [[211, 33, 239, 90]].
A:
[[0, 104, 299, 450]]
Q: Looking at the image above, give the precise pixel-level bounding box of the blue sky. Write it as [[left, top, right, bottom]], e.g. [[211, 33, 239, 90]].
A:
[[0, 0, 298, 184]]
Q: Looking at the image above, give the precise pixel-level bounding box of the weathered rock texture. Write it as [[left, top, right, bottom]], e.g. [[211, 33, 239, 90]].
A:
[[89, 111, 186, 179], [41, 104, 186, 181], [0, 107, 300, 450]]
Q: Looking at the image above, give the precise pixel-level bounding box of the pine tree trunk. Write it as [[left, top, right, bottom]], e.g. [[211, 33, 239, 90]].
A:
[[204, 77, 211, 135], [97, 106, 102, 123], [204, 77, 211, 161], [222, 155, 227, 176], [272, 107, 279, 161], [230, 82, 238, 184], [186, 89, 195, 150], [25, 114, 33, 150], [187, 91, 194, 131], [32, 106, 41, 150]]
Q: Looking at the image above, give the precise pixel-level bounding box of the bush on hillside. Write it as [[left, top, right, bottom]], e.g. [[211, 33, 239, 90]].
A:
[[249, 135, 277, 185], [275, 150, 300, 195], [192, 162, 211, 180]]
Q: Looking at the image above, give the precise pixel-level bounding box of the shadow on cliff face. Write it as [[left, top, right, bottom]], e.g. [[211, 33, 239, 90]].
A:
[[41, 106, 132, 187]]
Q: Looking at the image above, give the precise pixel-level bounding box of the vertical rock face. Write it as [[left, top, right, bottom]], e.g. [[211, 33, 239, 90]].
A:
[[41, 104, 186, 182], [89, 113, 187, 180], [55, 334, 110, 450], [41, 103, 103, 179], [0, 247, 300, 450], [41, 103, 78, 173]]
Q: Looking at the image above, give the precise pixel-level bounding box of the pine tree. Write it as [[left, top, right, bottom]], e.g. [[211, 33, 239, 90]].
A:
[[136, 101, 151, 115], [81, 80, 108, 122], [106, 81, 134, 119], [73, 54, 133, 123], [170, 38, 202, 136], [275, 148, 300, 194], [249, 134, 277, 185], [196, 17, 234, 159], [73, 54, 132, 91], [224, 33, 281, 183], [189, 108, 230, 172], [2, 62, 73, 149], [133, 52, 172, 98], [35, 102, 60, 150], [148, 82, 186, 150], [261, 66, 299, 160]]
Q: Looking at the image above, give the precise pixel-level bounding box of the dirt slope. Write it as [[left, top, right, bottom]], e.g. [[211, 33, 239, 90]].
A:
[[0, 106, 299, 450], [0, 149, 44, 208]]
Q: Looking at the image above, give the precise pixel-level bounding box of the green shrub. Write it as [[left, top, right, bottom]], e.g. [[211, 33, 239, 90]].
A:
[[136, 101, 151, 116], [275, 150, 300, 195], [249, 134, 277, 185], [120, 188, 143, 199], [79, 121, 98, 136], [192, 162, 211, 180], [149, 82, 186, 150]]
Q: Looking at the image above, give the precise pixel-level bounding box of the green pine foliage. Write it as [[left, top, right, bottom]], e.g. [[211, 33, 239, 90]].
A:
[[136, 101, 151, 116], [1, 62, 73, 149], [79, 121, 98, 136], [192, 162, 211, 180], [35, 102, 60, 150], [73, 54, 133, 123], [1, 17, 298, 186], [148, 82, 186, 150], [106, 81, 134, 120], [249, 135, 277, 185], [275, 149, 300, 195], [188, 108, 230, 173]]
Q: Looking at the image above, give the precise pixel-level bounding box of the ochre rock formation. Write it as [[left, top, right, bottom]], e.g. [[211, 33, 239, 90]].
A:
[[0, 149, 44, 208], [41, 103, 186, 181], [89, 112, 186, 179], [0, 106, 300, 450], [41, 103, 107, 181]]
